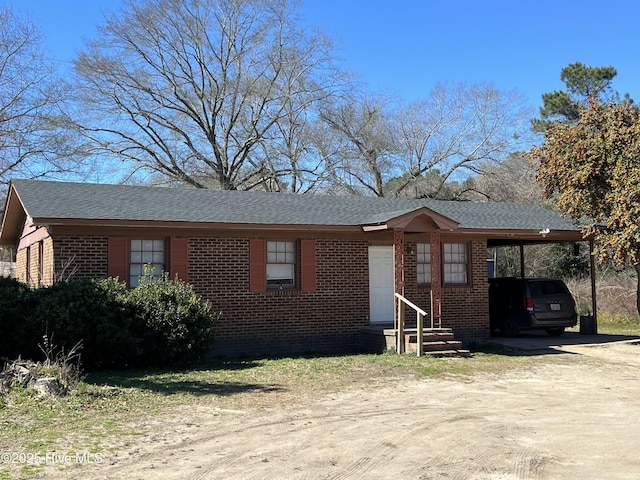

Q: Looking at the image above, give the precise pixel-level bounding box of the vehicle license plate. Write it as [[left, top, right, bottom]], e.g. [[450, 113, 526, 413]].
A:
[[550, 303, 561, 311]]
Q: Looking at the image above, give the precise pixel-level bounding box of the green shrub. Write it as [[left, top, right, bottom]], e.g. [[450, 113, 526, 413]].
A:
[[2, 273, 216, 370], [126, 272, 217, 366], [29, 278, 138, 370], [0, 277, 39, 360]]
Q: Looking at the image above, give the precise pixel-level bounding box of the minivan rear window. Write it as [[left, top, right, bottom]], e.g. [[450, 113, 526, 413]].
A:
[[529, 281, 568, 296]]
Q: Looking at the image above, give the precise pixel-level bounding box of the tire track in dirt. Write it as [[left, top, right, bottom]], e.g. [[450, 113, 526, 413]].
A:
[[60, 348, 640, 480], [320, 411, 445, 480], [78, 384, 549, 480], [179, 389, 469, 480], [512, 441, 550, 480]]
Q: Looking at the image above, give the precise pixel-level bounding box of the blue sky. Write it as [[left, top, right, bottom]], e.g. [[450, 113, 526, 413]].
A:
[[5, 0, 639, 111]]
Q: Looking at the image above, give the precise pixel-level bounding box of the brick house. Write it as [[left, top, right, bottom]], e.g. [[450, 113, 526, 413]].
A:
[[0, 179, 585, 355]]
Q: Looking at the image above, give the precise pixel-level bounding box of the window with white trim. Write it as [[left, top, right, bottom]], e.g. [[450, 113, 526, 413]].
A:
[[417, 243, 431, 285], [443, 242, 468, 285], [266, 241, 295, 287], [130, 239, 165, 287]]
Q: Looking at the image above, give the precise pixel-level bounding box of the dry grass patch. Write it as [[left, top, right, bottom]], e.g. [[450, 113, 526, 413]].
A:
[[0, 350, 561, 480]]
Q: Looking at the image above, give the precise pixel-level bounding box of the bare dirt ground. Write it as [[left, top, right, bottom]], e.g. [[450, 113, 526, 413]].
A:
[[52, 337, 640, 480]]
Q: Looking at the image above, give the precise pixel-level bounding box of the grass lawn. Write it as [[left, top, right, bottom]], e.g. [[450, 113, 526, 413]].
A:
[[594, 313, 640, 335], [567, 312, 640, 336], [1, 315, 638, 480]]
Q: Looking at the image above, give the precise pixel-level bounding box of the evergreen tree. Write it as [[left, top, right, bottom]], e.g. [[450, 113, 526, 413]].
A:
[[532, 62, 624, 132]]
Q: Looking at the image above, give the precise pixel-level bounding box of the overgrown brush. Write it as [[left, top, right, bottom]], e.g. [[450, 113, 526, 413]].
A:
[[37, 334, 85, 392], [565, 275, 638, 317], [0, 273, 218, 371]]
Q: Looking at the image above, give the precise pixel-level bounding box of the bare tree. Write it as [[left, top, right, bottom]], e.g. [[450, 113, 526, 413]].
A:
[[0, 6, 85, 189], [252, 83, 335, 194], [313, 82, 532, 198], [73, 0, 341, 190], [316, 90, 399, 196], [393, 82, 533, 198], [475, 151, 542, 203]]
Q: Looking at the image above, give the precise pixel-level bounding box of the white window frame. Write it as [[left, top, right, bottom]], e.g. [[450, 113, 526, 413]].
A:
[[443, 242, 468, 285], [417, 242, 431, 285], [130, 239, 165, 287], [266, 240, 296, 288]]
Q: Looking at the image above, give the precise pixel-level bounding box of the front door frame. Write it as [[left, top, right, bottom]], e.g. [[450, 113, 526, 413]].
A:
[[368, 245, 395, 324]]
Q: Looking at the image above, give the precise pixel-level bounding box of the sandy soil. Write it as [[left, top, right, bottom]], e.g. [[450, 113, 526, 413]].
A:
[[51, 340, 640, 480]]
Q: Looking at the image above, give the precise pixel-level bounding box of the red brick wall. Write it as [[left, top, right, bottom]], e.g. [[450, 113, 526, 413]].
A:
[[52, 235, 109, 281], [189, 236, 370, 355], [15, 238, 55, 286], [18, 231, 490, 354], [42, 237, 55, 285], [15, 248, 26, 283]]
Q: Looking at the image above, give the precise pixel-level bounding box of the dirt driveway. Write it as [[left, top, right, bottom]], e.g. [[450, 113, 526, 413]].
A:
[[61, 334, 640, 480]]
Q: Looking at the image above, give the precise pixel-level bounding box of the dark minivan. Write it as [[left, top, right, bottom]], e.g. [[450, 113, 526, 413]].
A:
[[489, 277, 577, 337]]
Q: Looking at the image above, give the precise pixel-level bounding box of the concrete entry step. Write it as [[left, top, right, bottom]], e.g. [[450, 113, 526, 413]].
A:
[[404, 329, 471, 358], [420, 349, 472, 358], [359, 326, 471, 357]]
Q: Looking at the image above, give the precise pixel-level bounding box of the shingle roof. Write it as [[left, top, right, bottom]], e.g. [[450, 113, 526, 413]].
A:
[[7, 179, 580, 232]]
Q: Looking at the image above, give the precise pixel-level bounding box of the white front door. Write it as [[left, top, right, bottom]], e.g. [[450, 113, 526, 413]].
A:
[[368, 246, 395, 324]]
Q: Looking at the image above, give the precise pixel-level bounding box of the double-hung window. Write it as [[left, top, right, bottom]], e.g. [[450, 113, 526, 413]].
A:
[[443, 242, 468, 285], [108, 237, 187, 287], [417, 243, 431, 285], [416, 241, 470, 286], [266, 241, 295, 288], [130, 239, 165, 287], [249, 239, 316, 292]]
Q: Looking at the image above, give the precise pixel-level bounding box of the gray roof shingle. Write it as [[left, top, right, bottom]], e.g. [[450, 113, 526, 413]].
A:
[[8, 179, 580, 232]]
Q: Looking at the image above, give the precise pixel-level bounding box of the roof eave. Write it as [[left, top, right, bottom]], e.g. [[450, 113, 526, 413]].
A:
[[29, 217, 365, 233], [0, 183, 27, 246], [470, 227, 588, 244]]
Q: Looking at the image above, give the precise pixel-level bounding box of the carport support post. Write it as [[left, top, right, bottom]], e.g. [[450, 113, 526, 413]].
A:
[[519, 243, 525, 279], [589, 239, 598, 332]]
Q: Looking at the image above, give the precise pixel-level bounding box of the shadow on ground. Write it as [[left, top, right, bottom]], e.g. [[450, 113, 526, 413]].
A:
[[90, 377, 286, 396], [85, 358, 286, 396], [485, 331, 640, 355]]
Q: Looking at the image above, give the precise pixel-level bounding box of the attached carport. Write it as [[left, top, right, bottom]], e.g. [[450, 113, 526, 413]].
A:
[[486, 227, 597, 334]]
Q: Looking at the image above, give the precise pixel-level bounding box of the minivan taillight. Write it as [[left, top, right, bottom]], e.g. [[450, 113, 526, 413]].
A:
[[525, 297, 534, 312]]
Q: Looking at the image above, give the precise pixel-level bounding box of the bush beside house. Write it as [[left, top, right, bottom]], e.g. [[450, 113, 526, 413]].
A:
[[0, 275, 217, 370], [126, 272, 218, 367]]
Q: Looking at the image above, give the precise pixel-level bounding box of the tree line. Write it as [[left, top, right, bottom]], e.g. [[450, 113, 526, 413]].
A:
[[1, 0, 533, 198]]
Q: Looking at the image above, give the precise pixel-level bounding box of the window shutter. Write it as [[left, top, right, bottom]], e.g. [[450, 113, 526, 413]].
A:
[[170, 237, 189, 282], [249, 239, 266, 292], [300, 239, 317, 291], [108, 237, 128, 283]]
